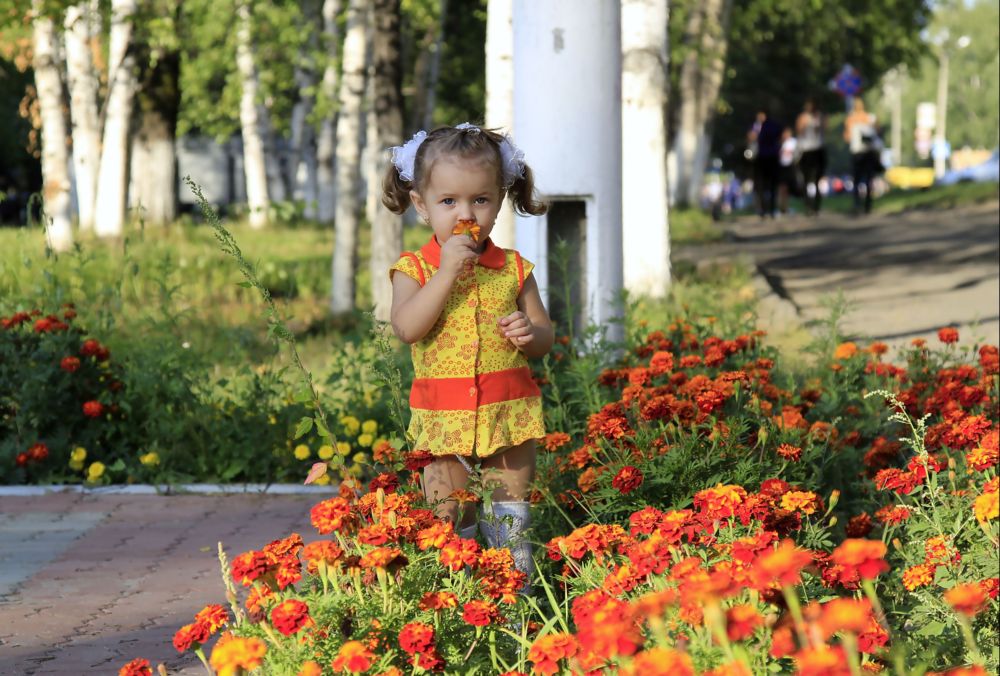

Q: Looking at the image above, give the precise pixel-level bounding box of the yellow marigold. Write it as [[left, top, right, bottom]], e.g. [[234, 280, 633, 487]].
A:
[[357, 433, 374, 448], [139, 452, 160, 466], [318, 444, 334, 460], [337, 441, 352, 456], [834, 342, 859, 360], [209, 636, 267, 676], [974, 490, 998, 524], [87, 461, 105, 481], [312, 473, 331, 486], [297, 661, 322, 676], [340, 415, 361, 435], [293, 444, 311, 460], [361, 419, 378, 434], [780, 490, 820, 515], [902, 563, 936, 591], [71, 447, 87, 462]]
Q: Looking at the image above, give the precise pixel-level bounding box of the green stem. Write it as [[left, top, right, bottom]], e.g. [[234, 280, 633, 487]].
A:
[[957, 614, 985, 666], [194, 646, 212, 675], [781, 585, 810, 648]]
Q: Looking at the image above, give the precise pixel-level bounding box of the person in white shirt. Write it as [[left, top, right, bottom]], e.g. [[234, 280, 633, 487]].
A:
[[796, 99, 826, 215]]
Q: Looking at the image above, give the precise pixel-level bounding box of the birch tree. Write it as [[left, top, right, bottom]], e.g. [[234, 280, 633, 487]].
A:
[[368, 0, 403, 321], [329, 0, 368, 315], [235, 0, 271, 228], [63, 0, 100, 232], [622, 0, 670, 295], [673, 0, 732, 208], [290, 0, 320, 219], [485, 0, 515, 248], [93, 0, 138, 238], [316, 0, 341, 224], [31, 0, 73, 251]]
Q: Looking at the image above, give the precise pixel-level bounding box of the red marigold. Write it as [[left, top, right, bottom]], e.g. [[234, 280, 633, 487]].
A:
[[28, 443, 49, 462], [846, 513, 873, 538], [301, 540, 343, 573], [61, 356, 81, 373], [194, 604, 229, 633], [172, 622, 210, 652], [776, 443, 802, 462], [398, 622, 435, 654], [649, 350, 675, 375], [751, 539, 813, 589], [944, 582, 988, 616], [419, 591, 458, 611], [462, 599, 499, 627], [620, 647, 695, 676], [612, 465, 644, 494], [310, 497, 355, 535], [331, 640, 375, 673], [980, 577, 999, 600], [831, 539, 889, 582], [82, 400, 104, 418], [874, 504, 911, 524], [979, 345, 999, 375], [542, 432, 572, 451], [794, 644, 851, 676], [726, 604, 763, 641], [270, 599, 311, 636], [527, 633, 578, 676], [694, 484, 747, 521], [938, 327, 959, 344], [818, 597, 872, 637], [415, 522, 454, 551], [118, 658, 153, 676], [439, 536, 480, 571], [231, 550, 271, 586], [902, 563, 936, 591]]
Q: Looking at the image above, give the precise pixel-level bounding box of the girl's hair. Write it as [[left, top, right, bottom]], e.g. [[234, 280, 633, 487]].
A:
[[381, 125, 548, 217]]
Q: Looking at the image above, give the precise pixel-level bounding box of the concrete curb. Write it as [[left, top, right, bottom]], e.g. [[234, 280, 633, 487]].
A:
[[0, 483, 335, 497]]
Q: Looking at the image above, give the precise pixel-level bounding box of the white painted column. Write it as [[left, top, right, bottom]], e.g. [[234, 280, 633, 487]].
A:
[[512, 0, 623, 334], [485, 0, 516, 249]]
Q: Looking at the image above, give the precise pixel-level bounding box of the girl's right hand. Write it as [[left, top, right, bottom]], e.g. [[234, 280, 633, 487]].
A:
[[439, 235, 478, 279]]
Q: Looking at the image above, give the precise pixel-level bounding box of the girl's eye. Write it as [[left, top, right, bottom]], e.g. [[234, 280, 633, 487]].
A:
[[441, 198, 455, 205], [475, 197, 489, 205]]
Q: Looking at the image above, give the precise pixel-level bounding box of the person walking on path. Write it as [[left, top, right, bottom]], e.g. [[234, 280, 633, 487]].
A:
[[777, 126, 798, 215], [383, 123, 553, 590], [796, 99, 827, 215], [844, 99, 881, 215], [748, 108, 783, 218]]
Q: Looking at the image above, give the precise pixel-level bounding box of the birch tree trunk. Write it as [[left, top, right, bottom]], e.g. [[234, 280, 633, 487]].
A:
[[235, 0, 271, 228], [290, 2, 319, 220], [32, 1, 74, 251], [130, 30, 180, 226], [316, 0, 342, 223], [64, 0, 101, 232], [330, 0, 368, 315], [368, 0, 403, 322], [621, 0, 670, 296], [421, 0, 447, 130], [93, 0, 138, 238], [674, 0, 732, 207], [485, 0, 515, 248]]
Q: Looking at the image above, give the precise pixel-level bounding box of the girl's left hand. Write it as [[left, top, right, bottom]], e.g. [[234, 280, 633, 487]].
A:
[[499, 311, 534, 348]]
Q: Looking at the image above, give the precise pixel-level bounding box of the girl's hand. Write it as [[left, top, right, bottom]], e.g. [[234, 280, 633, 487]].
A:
[[439, 234, 478, 279], [499, 311, 534, 348]]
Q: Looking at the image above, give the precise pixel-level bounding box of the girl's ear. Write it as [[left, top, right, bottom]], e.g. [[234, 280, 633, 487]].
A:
[[410, 190, 427, 220]]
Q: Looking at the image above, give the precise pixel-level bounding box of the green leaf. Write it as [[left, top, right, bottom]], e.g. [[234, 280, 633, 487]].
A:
[[294, 416, 314, 439], [915, 620, 946, 637]]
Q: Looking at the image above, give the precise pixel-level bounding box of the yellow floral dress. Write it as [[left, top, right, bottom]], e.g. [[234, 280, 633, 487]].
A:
[[390, 236, 545, 458]]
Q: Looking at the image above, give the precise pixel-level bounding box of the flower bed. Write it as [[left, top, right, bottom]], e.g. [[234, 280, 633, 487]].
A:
[[116, 320, 997, 675]]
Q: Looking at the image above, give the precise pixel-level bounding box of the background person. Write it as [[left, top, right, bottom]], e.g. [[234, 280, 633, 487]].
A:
[[796, 98, 827, 215]]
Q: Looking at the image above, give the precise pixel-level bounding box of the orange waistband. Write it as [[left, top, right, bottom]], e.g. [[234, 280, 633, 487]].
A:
[[410, 366, 541, 410]]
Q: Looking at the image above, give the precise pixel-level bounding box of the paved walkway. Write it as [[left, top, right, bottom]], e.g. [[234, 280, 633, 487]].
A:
[[677, 200, 1000, 349], [0, 492, 318, 675]]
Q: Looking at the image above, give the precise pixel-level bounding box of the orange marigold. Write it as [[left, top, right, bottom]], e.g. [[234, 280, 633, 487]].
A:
[[834, 342, 859, 360], [298, 661, 323, 676], [194, 604, 229, 633], [693, 484, 748, 520], [751, 538, 813, 589], [331, 640, 375, 673], [938, 327, 959, 344], [776, 443, 802, 461], [725, 604, 763, 641], [209, 636, 267, 676], [794, 644, 851, 676], [902, 563, 937, 591], [542, 432, 572, 451], [419, 591, 459, 611], [944, 582, 988, 616], [780, 490, 820, 515], [270, 599, 312, 636], [973, 489, 998, 524], [118, 658, 152, 676], [172, 622, 210, 653], [527, 633, 578, 676], [831, 539, 889, 582], [818, 597, 872, 637], [310, 497, 355, 535], [462, 599, 500, 627], [620, 647, 695, 676]]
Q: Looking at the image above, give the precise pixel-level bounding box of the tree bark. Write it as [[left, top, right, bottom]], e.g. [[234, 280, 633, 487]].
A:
[[368, 0, 403, 322], [64, 0, 101, 232], [235, 0, 271, 228], [422, 0, 447, 130], [290, 4, 320, 219], [316, 0, 342, 223], [32, 1, 74, 251], [485, 0, 515, 248], [621, 0, 670, 296], [673, 0, 732, 207], [93, 0, 138, 239], [330, 0, 368, 315], [130, 22, 180, 226]]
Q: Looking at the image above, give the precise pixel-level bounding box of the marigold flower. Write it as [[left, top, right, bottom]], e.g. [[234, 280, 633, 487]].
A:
[[725, 604, 763, 641], [818, 597, 872, 637], [794, 644, 851, 675], [980, 577, 999, 600], [118, 658, 152, 676], [694, 484, 748, 520], [301, 540, 344, 573], [462, 599, 499, 627], [938, 327, 959, 344], [403, 449, 432, 471], [332, 640, 375, 673], [419, 591, 458, 611], [620, 647, 695, 676], [770, 626, 796, 659], [527, 633, 578, 676], [874, 505, 911, 524], [439, 536, 480, 571], [751, 539, 813, 589], [415, 522, 454, 550], [944, 582, 988, 616], [846, 513, 873, 538], [780, 490, 820, 515], [398, 622, 435, 654], [172, 622, 210, 652], [194, 604, 229, 633], [834, 342, 859, 360], [231, 550, 271, 586], [61, 356, 81, 372], [310, 497, 355, 535], [902, 563, 937, 591], [612, 465, 644, 494], [831, 539, 889, 582], [82, 400, 104, 418], [776, 443, 802, 461], [298, 661, 323, 676], [543, 432, 572, 451], [360, 547, 407, 572], [270, 599, 311, 636], [209, 635, 267, 676], [924, 535, 960, 566], [973, 489, 998, 524]]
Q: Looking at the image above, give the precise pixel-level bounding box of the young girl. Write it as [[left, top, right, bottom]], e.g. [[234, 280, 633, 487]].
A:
[[383, 123, 552, 583]]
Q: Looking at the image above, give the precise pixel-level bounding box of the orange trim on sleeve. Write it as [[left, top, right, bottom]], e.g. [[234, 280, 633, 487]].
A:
[[409, 366, 541, 410], [514, 251, 525, 292], [400, 252, 425, 286]]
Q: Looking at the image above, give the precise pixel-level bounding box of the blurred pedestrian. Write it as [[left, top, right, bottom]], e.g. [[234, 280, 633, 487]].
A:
[[844, 99, 881, 215], [747, 108, 782, 218], [796, 98, 826, 215], [777, 127, 798, 215]]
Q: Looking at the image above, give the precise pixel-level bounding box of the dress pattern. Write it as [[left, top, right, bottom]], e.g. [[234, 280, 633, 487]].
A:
[[390, 236, 545, 458]]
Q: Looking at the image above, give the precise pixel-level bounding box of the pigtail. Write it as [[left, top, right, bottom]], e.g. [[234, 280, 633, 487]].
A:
[[507, 164, 548, 216], [381, 154, 412, 214]]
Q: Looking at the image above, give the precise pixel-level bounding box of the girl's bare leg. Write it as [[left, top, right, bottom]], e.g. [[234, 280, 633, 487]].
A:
[[422, 455, 476, 528], [480, 438, 536, 501]]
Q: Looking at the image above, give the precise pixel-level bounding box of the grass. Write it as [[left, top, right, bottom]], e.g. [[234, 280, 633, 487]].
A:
[[808, 179, 999, 215]]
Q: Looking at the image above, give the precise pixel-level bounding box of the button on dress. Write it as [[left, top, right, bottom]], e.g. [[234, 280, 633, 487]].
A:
[[389, 236, 545, 458]]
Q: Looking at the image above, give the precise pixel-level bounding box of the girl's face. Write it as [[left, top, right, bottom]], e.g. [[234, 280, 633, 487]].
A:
[[410, 156, 504, 251]]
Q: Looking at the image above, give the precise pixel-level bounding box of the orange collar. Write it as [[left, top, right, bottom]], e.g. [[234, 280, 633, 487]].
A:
[[419, 235, 507, 269]]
